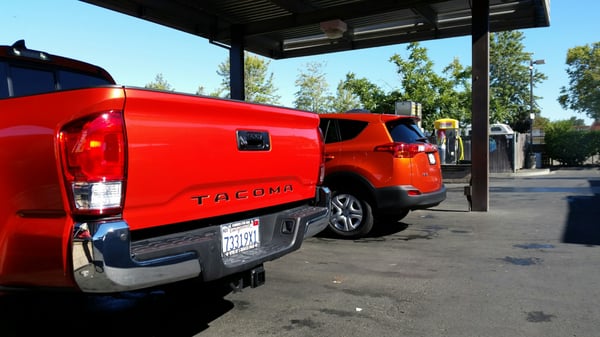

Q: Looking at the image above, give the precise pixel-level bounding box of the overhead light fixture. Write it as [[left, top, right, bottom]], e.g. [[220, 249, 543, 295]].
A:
[[320, 19, 347, 39]]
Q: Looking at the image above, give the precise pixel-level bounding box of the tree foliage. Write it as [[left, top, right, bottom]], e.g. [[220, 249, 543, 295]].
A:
[[342, 42, 471, 131], [145, 73, 175, 91], [329, 80, 362, 112], [215, 52, 281, 104], [293, 61, 331, 112], [389, 42, 445, 128], [338, 33, 547, 133], [489, 31, 547, 132], [342, 72, 390, 112], [558, 42, 600, 121], [545, 119, 599, 166]]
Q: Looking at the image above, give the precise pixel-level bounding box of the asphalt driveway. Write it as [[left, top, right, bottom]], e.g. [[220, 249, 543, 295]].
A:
[[1, 167, 599, 337]]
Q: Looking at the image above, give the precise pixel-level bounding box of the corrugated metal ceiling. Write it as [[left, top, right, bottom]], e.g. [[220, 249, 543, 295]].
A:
[[81, 0, 550, 59]]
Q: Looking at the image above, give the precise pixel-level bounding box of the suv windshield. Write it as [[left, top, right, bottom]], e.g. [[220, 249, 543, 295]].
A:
[[387, 119, 428, 143]]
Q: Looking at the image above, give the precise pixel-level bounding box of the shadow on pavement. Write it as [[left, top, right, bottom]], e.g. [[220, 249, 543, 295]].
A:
[[315, 220, 409, 240], [368, 221, 410, 237], [0, 281, 235, 337], [562, 179, 600, 246]]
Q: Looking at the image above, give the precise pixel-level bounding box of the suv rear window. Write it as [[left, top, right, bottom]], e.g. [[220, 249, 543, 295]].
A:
[[387, 119, 428, 143], [320, 118, 368, 144]]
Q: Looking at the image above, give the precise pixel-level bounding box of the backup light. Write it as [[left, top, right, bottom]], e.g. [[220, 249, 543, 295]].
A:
[[72, 181, 122, 211]]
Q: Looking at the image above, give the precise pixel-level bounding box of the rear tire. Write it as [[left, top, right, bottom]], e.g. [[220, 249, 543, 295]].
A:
[[328, 192, 374, 239]]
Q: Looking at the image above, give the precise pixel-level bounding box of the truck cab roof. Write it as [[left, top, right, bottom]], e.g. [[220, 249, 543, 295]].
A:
[[0, 40, 115, 98]]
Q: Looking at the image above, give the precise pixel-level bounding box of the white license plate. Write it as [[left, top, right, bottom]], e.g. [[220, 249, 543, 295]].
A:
[[221, 218, 260, 257], [427, 152, 437, 165]]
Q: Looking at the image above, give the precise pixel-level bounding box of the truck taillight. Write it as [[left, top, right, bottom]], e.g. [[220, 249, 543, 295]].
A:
[[374, 142, 435, 158], [59, 111, 126, 216]]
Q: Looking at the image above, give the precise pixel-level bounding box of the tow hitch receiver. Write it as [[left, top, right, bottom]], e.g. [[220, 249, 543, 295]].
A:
[[248, 265, 266, 288], [230, 265, 266, 292]]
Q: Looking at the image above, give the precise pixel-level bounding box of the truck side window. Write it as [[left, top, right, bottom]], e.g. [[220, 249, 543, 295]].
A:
[[11, 66, 55, 97]]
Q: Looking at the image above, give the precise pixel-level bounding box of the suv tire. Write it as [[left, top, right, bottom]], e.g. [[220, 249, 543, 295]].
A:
[[328, 191, 374, 238]]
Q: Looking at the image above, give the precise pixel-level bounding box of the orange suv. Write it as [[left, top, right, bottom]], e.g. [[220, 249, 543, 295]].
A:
[[319, 111, 446, 238]]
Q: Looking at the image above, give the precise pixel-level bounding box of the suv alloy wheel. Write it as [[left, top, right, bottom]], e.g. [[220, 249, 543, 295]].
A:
[[329, 191, 374, 238]]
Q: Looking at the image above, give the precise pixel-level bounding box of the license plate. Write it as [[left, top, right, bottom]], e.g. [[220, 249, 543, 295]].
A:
[[427, 152, 437, 165], [221, 218, 260, 257]]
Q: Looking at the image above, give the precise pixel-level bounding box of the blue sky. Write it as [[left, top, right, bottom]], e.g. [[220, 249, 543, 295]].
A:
[[2, 1, 597, 125]]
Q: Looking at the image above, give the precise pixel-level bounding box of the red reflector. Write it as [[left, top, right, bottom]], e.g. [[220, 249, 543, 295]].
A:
[[407, 189, 422, 196]]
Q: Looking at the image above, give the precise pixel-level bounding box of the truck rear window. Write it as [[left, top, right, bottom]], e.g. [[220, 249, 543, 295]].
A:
[[0, 61, 113, 99], [11, 66, 55, 97], [59, 70, 112, 90]]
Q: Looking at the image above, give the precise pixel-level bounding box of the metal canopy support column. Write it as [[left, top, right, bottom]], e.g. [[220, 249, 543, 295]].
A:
[[470, 0, 490, 211], [230, 25, 245, 101]]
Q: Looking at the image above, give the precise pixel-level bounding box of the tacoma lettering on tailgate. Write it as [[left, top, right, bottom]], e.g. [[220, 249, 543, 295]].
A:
[[192, 184, 294, 205]]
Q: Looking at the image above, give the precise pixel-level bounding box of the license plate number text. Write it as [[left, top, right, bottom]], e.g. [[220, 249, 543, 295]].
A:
[[221, 218, 260, 257]]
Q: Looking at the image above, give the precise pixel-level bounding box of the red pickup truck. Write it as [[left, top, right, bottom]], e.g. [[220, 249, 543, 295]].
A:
[[0, 40, 330, 294]]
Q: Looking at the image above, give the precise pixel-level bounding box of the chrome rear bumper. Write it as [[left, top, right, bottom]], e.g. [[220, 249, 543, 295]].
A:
[[72, 187, 330, 293]]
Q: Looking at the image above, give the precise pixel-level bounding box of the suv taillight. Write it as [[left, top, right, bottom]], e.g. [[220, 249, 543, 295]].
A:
[[59, 111, 126, 216], [375, 142, 435, 158]]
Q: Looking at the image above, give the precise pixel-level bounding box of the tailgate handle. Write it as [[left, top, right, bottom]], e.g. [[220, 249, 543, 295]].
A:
[[237, 130, 270, 151]]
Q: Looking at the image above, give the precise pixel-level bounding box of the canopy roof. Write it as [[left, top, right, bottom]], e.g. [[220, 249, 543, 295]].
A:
[[80, 0, 551, 213], [82, 0, 550, 59]]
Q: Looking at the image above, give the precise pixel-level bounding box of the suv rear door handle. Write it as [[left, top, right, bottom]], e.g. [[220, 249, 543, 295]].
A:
[[324, 154, 335, 162]]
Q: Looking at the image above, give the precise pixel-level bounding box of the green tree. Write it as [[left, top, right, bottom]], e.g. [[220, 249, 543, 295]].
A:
[[558, 42, 600, 121], [437, 57, 471, 125], [328, 80, 362, 112], [343, 42, 467, 131], [294, 61, 330, 112], [545, 119, 596, 166], [489, 31, 547, 133], [215, 52, 281, 104], [195, 85, 206, 96], [533, 114, 551, 130], [338, 33, 544, 133], [342, 72, 389, 112], [145, 73, 174, 91], [389, 42, 444, 129]]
